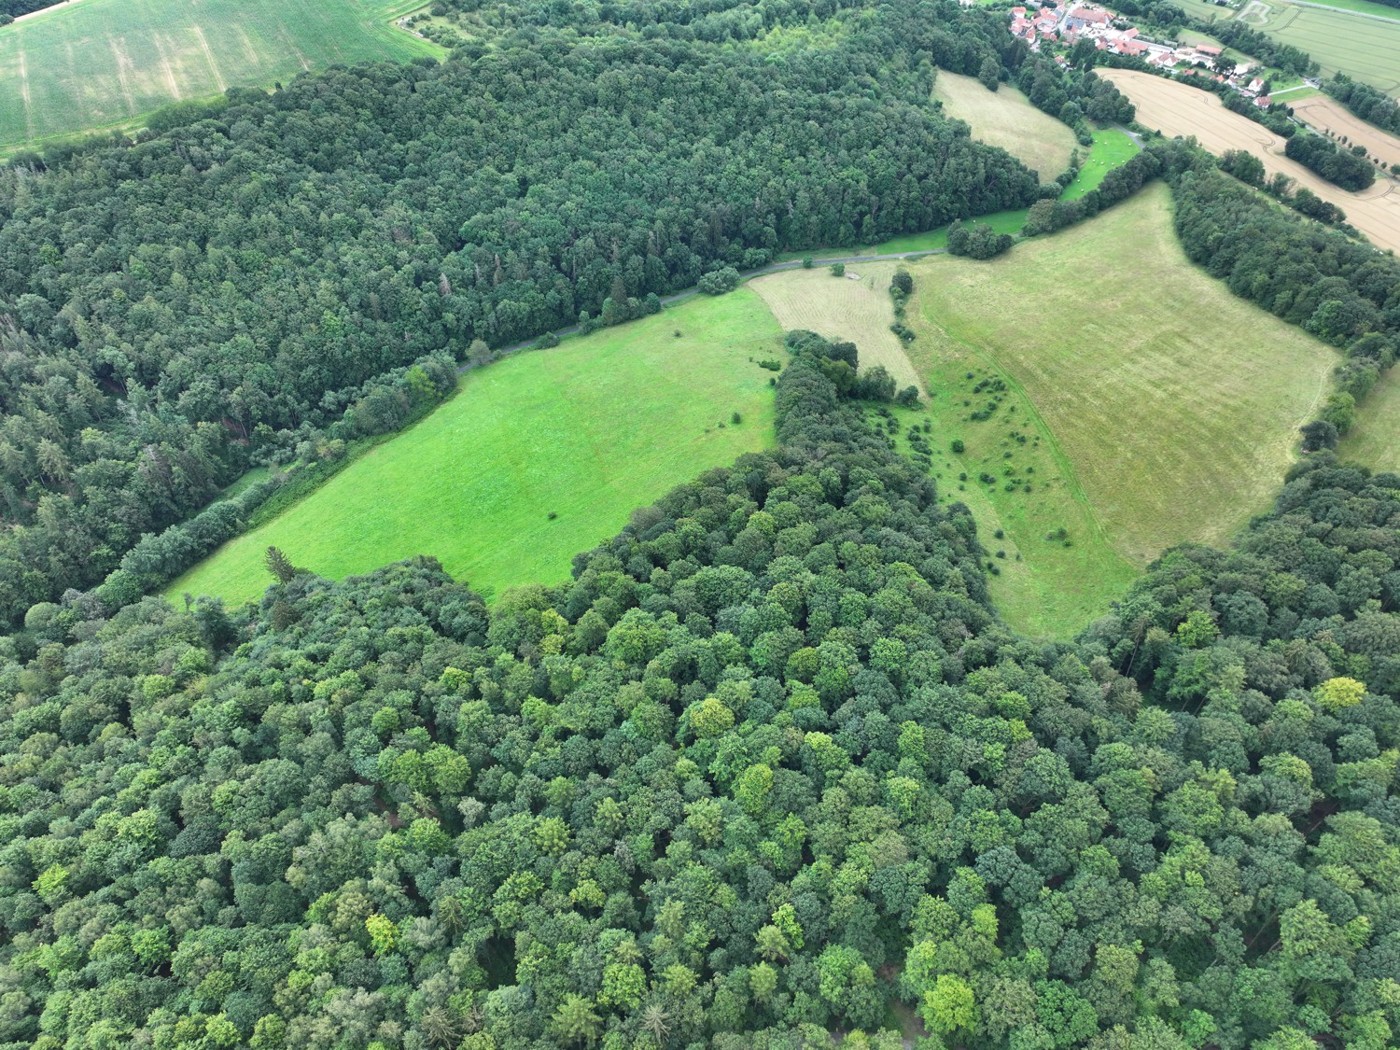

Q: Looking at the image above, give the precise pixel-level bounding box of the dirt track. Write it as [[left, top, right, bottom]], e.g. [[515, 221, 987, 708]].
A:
[[1102, 69, 1400, 254]]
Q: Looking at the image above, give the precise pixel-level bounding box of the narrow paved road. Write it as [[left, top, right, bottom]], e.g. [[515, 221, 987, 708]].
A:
[[459, 245, 948, 374]]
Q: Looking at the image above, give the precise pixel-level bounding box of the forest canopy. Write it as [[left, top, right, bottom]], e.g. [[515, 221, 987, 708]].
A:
[[0, 0, 1043, 625], [2, 354, 1399, 1048]]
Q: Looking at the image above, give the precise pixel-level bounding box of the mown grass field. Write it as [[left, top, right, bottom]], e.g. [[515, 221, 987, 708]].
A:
[[750, 263, 923, 394], [0, 0, 441, 151], [167, 292, 785, 607], [933, 70, 1079, 179], [1340, 370, 1400, 474], [901, 183, 1336, 638]]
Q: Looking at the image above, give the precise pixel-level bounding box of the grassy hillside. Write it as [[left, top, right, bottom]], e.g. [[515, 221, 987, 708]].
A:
[[167, 292, 785, 606], [0, 0, 441, 151], [1340, 369, 1400, 474], [902, 183, 1336, 638], [932, 69, 1078, 179]]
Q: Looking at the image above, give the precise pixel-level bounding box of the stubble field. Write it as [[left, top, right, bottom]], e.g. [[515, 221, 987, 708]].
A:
[[1291, 93, 1400, 169], [1101, 68, 1400, 253]]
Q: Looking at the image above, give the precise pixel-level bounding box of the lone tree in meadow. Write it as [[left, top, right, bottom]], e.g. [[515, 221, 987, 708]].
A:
[[265, 546, 299, 584]]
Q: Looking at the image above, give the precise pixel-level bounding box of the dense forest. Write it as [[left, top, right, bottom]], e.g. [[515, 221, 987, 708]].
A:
[[1282, 132, 1376, 192], [2, 350, 1399, 1048], [0, 0, 1056, 625]]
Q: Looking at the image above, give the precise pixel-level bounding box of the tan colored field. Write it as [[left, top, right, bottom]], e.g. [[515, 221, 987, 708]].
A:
[[1102, 69, 1400, 254], [907, 183, 1336, 568], [1340, 369, 1400, 474], [1292, 94, 1400, 169], [750, 263, 923, 394], [933, 70, 1079, 179]]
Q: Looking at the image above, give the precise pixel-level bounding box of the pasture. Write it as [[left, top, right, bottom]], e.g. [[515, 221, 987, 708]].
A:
[[1102, 68, 1400, 254], [0, 0, 440, 151], [750, 264, 924, 394], [933, 70, 1079, 179], [167, 292, 785, 607], [902, 184, 1336, 637], [1340, 370, 1400, 474]]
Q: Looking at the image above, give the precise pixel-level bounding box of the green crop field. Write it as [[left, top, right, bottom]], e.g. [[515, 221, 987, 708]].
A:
[[167, 292, 785, 607], [0, 0, 441, 152], [1176, 0, 1400, 95], [900, 183, 1336, 638]]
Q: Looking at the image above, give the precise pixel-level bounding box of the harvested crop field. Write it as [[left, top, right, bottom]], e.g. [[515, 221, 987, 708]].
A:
[[933, 70, 1079, 179], [1291, 94, 1400, 169], [1102, 69, 1400, 254], [750, 263, 923, 395]]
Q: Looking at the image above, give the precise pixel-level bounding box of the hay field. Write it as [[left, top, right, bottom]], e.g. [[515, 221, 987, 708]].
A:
[[903, 184, 1335, 634], [750, 264, 924, 394], [933, 70, 1079, 179], [1292, 94, 1400, 169], [0, 0, 440, 151], [167, 291, 785, 607], [1102, 69, 1400, 253]]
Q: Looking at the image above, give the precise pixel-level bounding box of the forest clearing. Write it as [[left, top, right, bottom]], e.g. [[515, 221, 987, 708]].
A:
[[932, 69, 1079, 180], [902, 184, 1335, 633], [1101, 68, 1400, 253], [0, 0, 439, 151], [167, 293, 784, 606]]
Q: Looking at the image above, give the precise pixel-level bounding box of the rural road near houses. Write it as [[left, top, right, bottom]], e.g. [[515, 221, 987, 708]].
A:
[[462, 246, 950, 374]]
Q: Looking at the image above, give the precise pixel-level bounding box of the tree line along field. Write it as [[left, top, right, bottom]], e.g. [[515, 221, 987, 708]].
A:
[[167, 293, 784, 607], [0, 0, 441, 151], [1102, 68, 1400, 255]]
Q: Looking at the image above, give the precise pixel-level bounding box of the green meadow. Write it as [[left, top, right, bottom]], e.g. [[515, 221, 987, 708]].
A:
[[0, 0, 441, 151], [168, 293, 785, 606], [902, 184, 1335, 638]]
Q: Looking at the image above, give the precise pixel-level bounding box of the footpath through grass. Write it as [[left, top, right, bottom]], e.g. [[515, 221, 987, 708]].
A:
[[168, 292, 785, 607], [901, 183, 1336, 638], [0, 0, 441, 151]]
